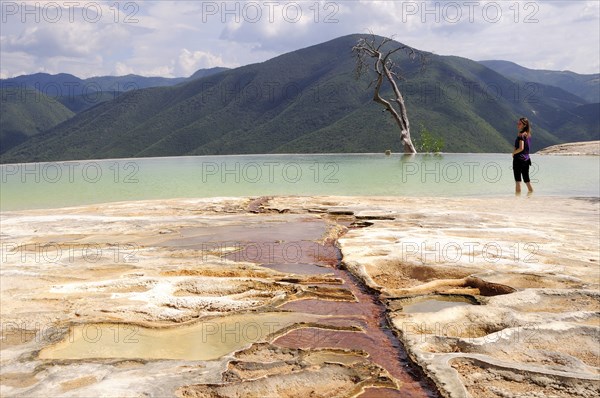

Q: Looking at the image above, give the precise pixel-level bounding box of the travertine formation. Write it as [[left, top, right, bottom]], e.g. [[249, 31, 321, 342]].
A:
[[537, 141, 600, 156], [1, 195, 599, 397]]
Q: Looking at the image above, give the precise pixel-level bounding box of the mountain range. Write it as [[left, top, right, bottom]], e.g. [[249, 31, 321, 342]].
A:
[[0, 67, 228, 113], [1, 34, 598, 163]]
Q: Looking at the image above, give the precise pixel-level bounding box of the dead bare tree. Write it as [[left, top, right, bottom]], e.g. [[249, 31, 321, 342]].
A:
[[353, 34, 425, 154]]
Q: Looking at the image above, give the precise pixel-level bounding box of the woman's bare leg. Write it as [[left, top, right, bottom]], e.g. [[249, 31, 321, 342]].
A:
[[525, 182, 533, 193]]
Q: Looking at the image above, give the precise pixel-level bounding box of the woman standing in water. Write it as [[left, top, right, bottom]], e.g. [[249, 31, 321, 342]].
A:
[[512, 117, 533, 194]]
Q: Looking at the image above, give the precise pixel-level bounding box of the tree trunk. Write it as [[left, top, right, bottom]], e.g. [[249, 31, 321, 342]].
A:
[[353, 35, 422, 154]]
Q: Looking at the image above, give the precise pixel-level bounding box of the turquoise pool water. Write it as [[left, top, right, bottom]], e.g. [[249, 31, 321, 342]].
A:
[[1, 153, 598, 211]]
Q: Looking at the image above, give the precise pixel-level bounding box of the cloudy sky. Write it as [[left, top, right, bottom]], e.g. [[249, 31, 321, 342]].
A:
[[1, 0, 599, 79]]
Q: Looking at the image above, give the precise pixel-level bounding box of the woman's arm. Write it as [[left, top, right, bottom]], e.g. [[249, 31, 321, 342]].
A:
[[512, 139, 524, 156]]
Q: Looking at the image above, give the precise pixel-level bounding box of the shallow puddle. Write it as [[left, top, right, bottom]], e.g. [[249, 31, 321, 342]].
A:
[[39, 312, 321, 361], [158, 215, 327, 249], [401, 298, 475, 313]]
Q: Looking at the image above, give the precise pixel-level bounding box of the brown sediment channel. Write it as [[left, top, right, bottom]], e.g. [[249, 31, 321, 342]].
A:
[[256, 219, 437, 397], [275, 267, 436, 396]]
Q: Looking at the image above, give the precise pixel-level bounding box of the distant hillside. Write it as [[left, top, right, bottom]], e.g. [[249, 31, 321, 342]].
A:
[[480, 60, 600, 103], [2, 35, 598, 163], [0, 68, 228, 113], [0, 88, 74, 153], [552, 103, 600, 142]]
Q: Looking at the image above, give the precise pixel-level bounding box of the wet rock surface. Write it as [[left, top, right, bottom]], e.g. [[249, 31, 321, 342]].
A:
[[1, 195, 599, 397]]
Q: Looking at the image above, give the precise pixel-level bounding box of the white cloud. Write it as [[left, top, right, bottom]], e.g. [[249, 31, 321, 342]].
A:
[[114, 62, 135, 76], [139, 65, 175, 78], [177, 49, 225, 76], [2, 23, 127, 58]]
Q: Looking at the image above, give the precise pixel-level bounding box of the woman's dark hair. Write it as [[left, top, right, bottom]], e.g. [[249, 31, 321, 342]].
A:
[[519, 117, 531, 135]]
